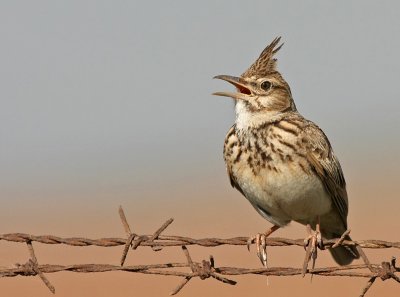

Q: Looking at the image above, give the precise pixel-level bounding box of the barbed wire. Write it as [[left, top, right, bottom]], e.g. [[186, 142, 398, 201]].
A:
[[0, 206, 398, 296], [1, 232, 398, 249]]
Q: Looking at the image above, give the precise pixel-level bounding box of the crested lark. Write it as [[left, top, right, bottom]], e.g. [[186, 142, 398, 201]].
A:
[[213, 37, 359, 266]]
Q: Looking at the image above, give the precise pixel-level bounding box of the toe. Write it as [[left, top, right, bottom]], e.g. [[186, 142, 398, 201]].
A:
[[247, 236, 255, 251], [256, 234, 261, 260], [260, 235, 267, 266]]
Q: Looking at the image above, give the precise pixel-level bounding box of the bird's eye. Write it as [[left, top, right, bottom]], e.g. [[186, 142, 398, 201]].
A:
[[260, 81, 272, 91]]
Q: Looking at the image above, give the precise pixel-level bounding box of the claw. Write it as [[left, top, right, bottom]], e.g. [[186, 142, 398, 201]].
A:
[[252, 233, 268, 266], [261, 235, 267, 266], [316, 221, 323, 250], [302, 223, 322, 278], [256, 234, 261, 261], [316, 232, 323, 249], [248, 225, 280, 268], [247, 236, 254, 251], [303, 236, 311, 251]]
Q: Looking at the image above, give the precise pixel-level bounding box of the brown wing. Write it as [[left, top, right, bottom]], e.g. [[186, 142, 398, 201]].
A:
[[223, 125, 246, 196], [301, 122, 349, 229], [226, 165, 245, 196]]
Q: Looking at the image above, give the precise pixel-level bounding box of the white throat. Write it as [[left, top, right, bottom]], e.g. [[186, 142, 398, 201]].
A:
[[235, 100, 281, 131]]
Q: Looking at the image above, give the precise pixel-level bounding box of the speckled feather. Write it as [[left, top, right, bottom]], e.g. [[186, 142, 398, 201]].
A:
[[224, 113, 348, 231]]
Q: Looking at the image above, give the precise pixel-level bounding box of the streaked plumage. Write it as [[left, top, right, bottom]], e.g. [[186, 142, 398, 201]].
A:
[[214, 37, 359, 265]]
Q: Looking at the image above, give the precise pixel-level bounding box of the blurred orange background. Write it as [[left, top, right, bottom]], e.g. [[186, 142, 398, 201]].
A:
[[1, 2, 399, 296]]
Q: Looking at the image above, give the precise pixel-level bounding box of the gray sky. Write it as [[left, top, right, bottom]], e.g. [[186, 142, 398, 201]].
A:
[[1, 1, 399, 206]]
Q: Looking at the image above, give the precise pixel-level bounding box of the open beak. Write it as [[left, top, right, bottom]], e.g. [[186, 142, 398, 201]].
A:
[[212, 75, 252, 101]]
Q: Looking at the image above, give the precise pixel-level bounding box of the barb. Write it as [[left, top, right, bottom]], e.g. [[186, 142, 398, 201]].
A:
[[119, 206, 136, 266], [0, 207, 398, 296], [171, 246, 236, 295], [332, 230, 352, 248], [22, 241, 55, 293], [118, 206, 174, 266]]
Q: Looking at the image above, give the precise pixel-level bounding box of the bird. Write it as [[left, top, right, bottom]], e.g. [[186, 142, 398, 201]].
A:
[[213, 37, 359, 267]]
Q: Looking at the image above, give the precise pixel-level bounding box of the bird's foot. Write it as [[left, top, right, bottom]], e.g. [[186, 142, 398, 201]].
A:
[[302, 224, 323, 277], [247, 233, 268, 266], [247, 225, 280, 267]]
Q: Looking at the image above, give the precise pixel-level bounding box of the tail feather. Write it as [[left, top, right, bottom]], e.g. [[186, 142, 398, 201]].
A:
[[326, 234, 360, 265]]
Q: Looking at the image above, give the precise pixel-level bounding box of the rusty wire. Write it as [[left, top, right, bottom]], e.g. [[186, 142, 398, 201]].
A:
[[0, 206, 398, 296], [1, 232, 398, 249]]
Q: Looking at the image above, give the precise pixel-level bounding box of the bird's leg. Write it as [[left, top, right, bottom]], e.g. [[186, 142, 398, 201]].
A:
[[316, 221, 323, 248], [302, 217, 323, 277], [247, 225, 280, 267]]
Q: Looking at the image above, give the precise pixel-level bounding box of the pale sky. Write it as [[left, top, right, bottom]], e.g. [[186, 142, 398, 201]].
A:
[[1, 1, 399, 205]]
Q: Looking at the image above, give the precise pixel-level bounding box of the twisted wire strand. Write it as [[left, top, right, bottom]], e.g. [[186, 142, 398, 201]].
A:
[[0, 208, 398, 296]]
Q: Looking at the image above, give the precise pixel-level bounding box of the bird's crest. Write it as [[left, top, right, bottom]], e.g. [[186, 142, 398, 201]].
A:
[[242, 37, 283, 78]]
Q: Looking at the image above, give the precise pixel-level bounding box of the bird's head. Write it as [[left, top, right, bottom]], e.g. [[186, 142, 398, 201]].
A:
[[213, 37, 296, 128]]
